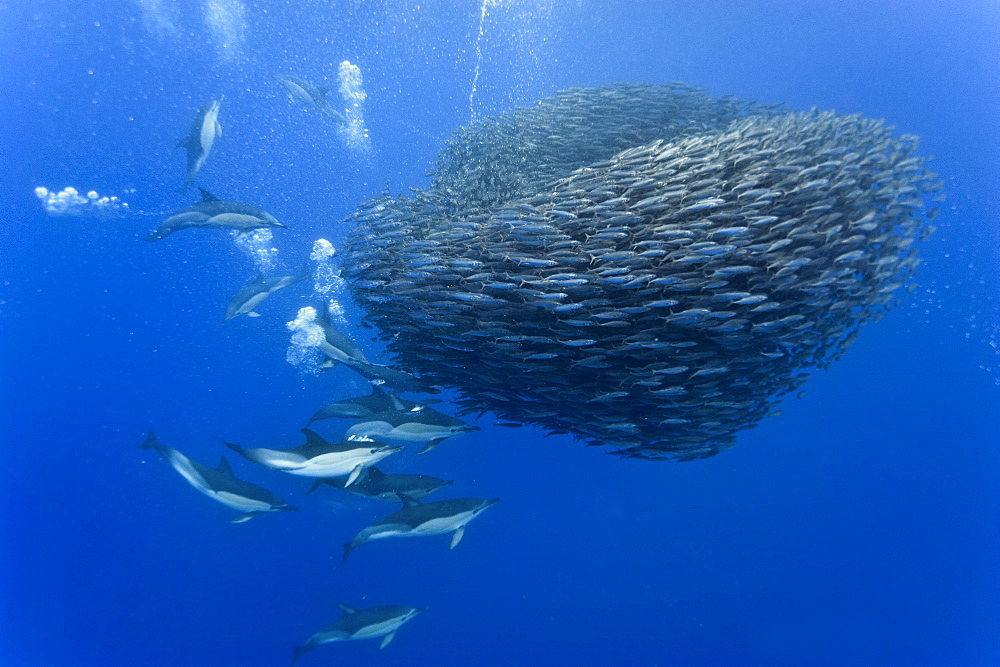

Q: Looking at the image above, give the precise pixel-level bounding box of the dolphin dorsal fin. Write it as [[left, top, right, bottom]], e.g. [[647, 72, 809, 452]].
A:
[[365, 467, 385, 481], [198, 188, 220, 202], [396, 492, 421, 507], [300, 428, 329, 447], [339, 603, 358, 615], [216, 456, 233, 475]]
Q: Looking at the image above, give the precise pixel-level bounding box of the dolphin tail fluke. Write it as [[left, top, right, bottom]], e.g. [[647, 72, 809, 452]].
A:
[[221, 440, 246, 456], [139, 430, 159, 449]]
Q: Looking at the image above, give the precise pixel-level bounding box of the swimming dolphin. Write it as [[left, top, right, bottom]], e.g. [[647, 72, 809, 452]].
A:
[[342, 358, 437, 394], [177, 95, 223, 192], [139, 430, 295, 523], [308, 385, 440, 424], [291, 604, 425, 664], [274, 74, 347, 124], [341, 496, 500, 563], [307, 466, 454, 502], [147, 189, 286, 241], [223, 267, 310, 323], [344, 405, 479, 454], [222, 428, 402, 486], [314, 301, 369, 366]]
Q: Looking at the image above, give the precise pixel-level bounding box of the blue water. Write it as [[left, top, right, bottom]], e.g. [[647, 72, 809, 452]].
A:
[[2, 1, 999, 665]]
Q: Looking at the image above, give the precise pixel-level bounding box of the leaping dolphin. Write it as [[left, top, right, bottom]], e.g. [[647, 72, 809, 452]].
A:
[[307, 466, 454, 502], [341, 496, 500, 563], [177, 95, 223, 192], [139, 430, 296, 523], [274, 74, 347, 124], [222, 428, 402, 486], [223, 267, 311, 323], [291, 604, 425, 664], [147, 189, 286, 241]]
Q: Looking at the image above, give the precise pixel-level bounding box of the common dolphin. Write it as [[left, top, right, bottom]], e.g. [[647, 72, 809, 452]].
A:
[[344, 405, 479, 454], [314, 301, 369, 367], [307, 385, 440, 424], [291, 604, 425, 664], [307, 466, 454, 502], [274, 74, 347, 124], [341, 496, 500, 563], [223, 267, 310, 323], [177, 95, 223, 192], [139, 431, 295, 523], [222, 428, 402, 486], [342, 358, 437, 394], [147, 189, 286, 241]]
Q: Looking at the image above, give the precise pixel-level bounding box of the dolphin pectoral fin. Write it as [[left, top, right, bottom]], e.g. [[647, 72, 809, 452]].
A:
[[379, 630, 396, 649], [340, 542, 355, 565], [247, 312, 261, 317], [450, 525, 466, 550], [339, 603, 358, 614], [345, 464, 364, 487], [215, 120, 222, 137], [417, 438, 444, 455], [291, 645, 307, 667], [305, 480, 324, 495], [232, 512, 259, 524]]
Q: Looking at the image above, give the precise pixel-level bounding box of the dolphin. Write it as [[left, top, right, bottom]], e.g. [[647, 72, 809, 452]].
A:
[[177, 95, 223, 192], [223, 267, 311, 323], [342, 358, 437, 394], [307, 466, 454, 502], [222, 428, 402, 486], [344, 405, 479, 454], [314, 301, 369, 367], [291, 604, 425, 664], [147, 189, 286, 241], [139, 431, 295, 523], [308, 385, 440, 424], [341, 496, 500, 563], [274, 74, 347, 124]]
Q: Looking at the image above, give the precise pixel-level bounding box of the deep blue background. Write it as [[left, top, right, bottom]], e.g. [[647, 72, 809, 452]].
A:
[[2, 1, 998, 665]]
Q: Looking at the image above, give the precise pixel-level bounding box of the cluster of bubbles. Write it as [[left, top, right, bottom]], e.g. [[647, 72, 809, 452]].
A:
[[285, 305, 326, 373], [340, 84, 940, 460], [203, 0, 247, 64], [233, 228, 280, 273], [309, 238, 350, 326], [337, 61, 371, 153], [34, 186, 130, 217]]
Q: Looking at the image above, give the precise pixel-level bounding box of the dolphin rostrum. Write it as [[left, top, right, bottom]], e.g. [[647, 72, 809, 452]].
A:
[[223, 267, 310, 323], [147, 189, 286, 241], [222, 428, 402, 486], [344, 405, 479, 454], [341, 496, 500, 563], [274, 74, 347, 124], [177, 95, 223, 192], [291, 604, 425, 664], [139, 430, 295, 523], [307, 466, 454, 502]]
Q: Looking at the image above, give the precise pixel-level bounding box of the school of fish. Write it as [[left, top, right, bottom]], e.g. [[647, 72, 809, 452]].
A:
[[340, 83, 942, 460]]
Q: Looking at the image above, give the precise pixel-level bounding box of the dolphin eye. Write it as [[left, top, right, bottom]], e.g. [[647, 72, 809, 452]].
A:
[[370, 448, 379, 454]]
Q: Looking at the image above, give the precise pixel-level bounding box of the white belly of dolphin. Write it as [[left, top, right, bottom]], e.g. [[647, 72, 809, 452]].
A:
[[351, 618, 404, 639], [214, 491, 273, 513], [412, 510, 476, 535], [346, 421, 450, 444]]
